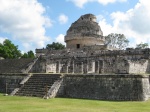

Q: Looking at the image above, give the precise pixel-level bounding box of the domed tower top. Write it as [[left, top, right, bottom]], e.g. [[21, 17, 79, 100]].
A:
[[79, 14, 97, 22], [65, 14, 104, 49]]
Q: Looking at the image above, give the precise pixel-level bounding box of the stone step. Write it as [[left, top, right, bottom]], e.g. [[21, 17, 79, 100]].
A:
[[16, 90, 46, 94], [15, 74, 61, 98], [23, 82, 53, 85], [28, 77, 59, 80], [29, 76, 59, 78], [19, 84, 51, 89], [27, 80, 54, 83], [26, 81, 55, 84], [22, 85, 52, 89], [19, 87, 46, 91], [30, 75, 60, 78], [17, 90, 45, 93], [17, 93, 45, 97], [22, 84, 52, 88]]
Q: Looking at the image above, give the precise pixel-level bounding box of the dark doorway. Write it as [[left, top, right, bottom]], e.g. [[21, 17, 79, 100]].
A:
[[77, 44, 80, 49], [99, 60, 103, 73]]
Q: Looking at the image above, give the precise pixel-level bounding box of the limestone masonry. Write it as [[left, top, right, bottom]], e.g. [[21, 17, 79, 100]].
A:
[[34, 14, 150, 75], [0, 73, 149, 101], [0, 14, 150, 101]]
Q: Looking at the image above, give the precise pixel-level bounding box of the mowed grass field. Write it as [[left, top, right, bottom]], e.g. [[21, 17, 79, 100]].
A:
[[0, 94, 150, 112]]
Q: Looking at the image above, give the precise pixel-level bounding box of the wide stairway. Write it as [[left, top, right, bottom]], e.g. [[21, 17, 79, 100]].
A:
[[15, 74, 61, 97]]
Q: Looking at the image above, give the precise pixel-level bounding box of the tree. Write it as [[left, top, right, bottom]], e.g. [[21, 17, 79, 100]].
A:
[[0, 39, 21, 59], [46, 42, 65, 50], [104, 33, 129, 50], [136, 43, 149, 49], [27, 50, 35, 58], [22, 53, 28, 58], [22, 50, 35, 58]]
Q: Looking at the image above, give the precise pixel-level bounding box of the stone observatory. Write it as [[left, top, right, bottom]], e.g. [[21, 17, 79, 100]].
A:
[[65, 14, 105, 49], [1, 13, 150, 101], [34, 14, 150, 76]]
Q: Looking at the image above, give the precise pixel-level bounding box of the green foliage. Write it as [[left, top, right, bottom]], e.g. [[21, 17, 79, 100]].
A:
[[136, 42, 149, 49], [0, 94, 150, 112], [0, 39, 35, 59], [46, 42, 65, 50], [0, 39, 21, 59], [105, 33, 129, 49], [22, 53, 28, 58], [22, 50, 35, 58]]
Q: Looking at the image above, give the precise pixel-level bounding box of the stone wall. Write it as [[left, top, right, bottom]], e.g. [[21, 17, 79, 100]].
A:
[[115, 57, 129, 74], [33, 48, 150, 74], [30, 56, 46, 73], [128, 59, 148, 74], [0, 58, 34, 73], [35, 49, 48, 57], [65, 36, 104, 49], [0, 74, 27, 94], [0, 73, 149, 101], [62, 74, 149, 101]]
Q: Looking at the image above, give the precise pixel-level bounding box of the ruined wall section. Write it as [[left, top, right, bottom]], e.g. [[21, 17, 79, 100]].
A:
[[30, 56, 46, 73], [35, 49, 48, 57], [0, 73, 149, 101], [115, 56, 129, 74], [34, 48, 150, 74], [46, 59, 57, 73], [62, 74, 149, 101], [0, 74, 27, 94], [146, 60, 150, 73], [128, 59, 148, 74]]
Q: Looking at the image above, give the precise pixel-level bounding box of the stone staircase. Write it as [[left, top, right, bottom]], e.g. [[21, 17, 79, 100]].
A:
[[15, 74, 62, 98]]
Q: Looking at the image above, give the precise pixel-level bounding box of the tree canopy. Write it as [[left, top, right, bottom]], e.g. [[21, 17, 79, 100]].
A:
[[0, 39, 35, 59], [104, 33, 129, 50], [22, 50, 35, 58], [136, 43, 149, 49], [46, 42, 65, 50], [0, 39, 22, 59]]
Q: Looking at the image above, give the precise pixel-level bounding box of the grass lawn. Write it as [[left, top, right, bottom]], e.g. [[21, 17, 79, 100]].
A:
[[0, 94, 150, 112]]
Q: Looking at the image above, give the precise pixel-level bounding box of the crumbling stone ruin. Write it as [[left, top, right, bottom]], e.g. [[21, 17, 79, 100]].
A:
[[34, 14, 150, 75], [0, 73, 149, 101], [0, 14, 150, 101]]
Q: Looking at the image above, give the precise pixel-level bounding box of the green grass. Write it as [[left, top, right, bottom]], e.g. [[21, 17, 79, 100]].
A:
[[0, 94, 150, 112]]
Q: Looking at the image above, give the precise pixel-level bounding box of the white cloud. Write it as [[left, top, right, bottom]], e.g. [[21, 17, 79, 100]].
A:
[[66, 0, 90, 8], [98, 0, 150, 47], [55, 34, 66, 45], [97, 16, 114, 35], [67, 0, 127, 8], [58, 14, 68, 24], [0, 37, 7, 44], [0, 0, 52, 51]]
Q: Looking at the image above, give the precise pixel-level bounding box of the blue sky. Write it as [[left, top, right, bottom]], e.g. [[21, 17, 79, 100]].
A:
[[0, 0, 149, 53]]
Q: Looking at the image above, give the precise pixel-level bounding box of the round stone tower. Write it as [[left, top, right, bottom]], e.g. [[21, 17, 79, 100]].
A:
[[65, 14, 104, 49]]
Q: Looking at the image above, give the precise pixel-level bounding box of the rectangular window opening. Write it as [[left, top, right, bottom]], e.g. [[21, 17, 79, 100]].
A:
[[77, 44, 80, 49]]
